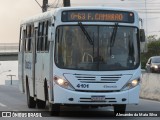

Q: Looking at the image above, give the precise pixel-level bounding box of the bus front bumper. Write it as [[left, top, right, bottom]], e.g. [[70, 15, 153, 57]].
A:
[[53, 85, 140, 105]]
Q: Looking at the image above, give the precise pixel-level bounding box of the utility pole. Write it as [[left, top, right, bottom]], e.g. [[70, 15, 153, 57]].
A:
[[7, 75, 16, 85], [63, 0, 71, 7], [42, 0, 48, 12]]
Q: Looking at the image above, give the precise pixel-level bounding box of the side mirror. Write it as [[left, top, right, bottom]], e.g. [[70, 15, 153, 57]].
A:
[[140, 29, 145, 42], [48, 27, 54, 41]]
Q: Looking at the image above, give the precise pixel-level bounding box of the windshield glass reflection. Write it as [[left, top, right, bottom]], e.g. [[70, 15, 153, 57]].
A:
[[55, 25, 140, 71]]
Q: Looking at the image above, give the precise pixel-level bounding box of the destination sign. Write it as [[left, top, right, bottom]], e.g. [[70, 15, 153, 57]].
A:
[[62, 10, 134, 23]]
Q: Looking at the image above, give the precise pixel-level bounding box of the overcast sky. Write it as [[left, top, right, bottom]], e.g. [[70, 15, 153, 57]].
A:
[[0, 0, 160, 43]]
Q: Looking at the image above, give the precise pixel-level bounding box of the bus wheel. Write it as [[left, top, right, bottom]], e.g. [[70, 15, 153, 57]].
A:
[[44, 80, 48, 101], [113, 104, 126, 116], [37, 99, 46, 109], [49, 103, 60, 116], [26, 82, 36, 108]]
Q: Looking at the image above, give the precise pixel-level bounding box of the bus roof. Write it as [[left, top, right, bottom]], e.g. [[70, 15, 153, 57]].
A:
[[20, 10, 55, 25], [21, 6, 138, 25], [57, 6, 137, 12]]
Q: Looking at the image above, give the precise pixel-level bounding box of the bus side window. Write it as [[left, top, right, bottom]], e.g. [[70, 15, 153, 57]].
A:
[[36, 21, 51, 52], [19, 28, 26, 52], [41, 22, 45, 51], [22, 29, 27, 52], [26, 25, 29, 52], [28, 25, 32, 52], [43, 21, 47, 51], [19, 27, 23, 52], [25, 26, 28, 52], [30, 25, 34, 52], [25, 25, 31, 52], [37, 22, 42, 52], [44, 20, 50, 51], [37, 23, 40, 51]]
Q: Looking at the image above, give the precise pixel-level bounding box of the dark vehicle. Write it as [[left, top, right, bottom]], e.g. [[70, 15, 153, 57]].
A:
[[146, 56, 160, 73]]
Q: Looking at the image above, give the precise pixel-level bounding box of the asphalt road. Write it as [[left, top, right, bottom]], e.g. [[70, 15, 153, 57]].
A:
[[0, 85, 160, 120]]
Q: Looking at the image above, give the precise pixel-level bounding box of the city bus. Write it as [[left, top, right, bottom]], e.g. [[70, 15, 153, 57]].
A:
[[18, 6, 145, 116]]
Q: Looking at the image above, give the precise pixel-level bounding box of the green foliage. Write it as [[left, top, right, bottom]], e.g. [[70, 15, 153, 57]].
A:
[[141, 52, 152, 69], [141, 35, 160, 69], [147, 35, 157, 42]]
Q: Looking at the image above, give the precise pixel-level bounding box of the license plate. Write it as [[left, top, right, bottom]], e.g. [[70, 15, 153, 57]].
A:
[[91, 96, 105, 102]]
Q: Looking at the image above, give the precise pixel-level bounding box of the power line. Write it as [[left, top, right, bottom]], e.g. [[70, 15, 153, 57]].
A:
[[54, 0, 59, 4], [48, 0, 70, 8], [60, 0, 63, 7], [34, 0, 42, 9], [34, 0, 48, 12], [48, 0, 62, 8], [55, 0, 60, 8]]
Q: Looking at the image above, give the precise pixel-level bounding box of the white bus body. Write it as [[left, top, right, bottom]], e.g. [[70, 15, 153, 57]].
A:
[[18, 6, 145, 115]]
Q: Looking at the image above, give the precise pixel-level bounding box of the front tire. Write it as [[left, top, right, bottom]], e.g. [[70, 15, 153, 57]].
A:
[[114, 104, 126, 116], [26, 82, 36, 108], [49, 103, 60, 116], [37, 99, 46, 109], [150, 68, 154, 73]]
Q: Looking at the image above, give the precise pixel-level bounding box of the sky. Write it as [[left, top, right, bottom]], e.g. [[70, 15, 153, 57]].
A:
[[0, 0, 160, 43]]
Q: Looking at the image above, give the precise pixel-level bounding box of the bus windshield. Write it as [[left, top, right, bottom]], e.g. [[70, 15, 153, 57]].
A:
[[55, 25, 139, 71]]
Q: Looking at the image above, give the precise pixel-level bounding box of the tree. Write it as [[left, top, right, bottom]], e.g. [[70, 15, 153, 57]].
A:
[[148, 40, 160, 55], [141, 35, 160, 69], [147, 35, 157, 42]]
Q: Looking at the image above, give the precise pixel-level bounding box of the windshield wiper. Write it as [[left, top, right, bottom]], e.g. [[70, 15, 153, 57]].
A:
[[78, 22, 94, 45], [110, 23, 118, 47]]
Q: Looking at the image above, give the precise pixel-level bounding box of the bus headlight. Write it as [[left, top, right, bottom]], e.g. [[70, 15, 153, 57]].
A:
[[53, 76, 75, 91], [121, 78, 141, 91]]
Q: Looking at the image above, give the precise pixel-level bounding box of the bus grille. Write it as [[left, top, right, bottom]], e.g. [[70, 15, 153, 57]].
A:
[[75, 74, 122, 83]]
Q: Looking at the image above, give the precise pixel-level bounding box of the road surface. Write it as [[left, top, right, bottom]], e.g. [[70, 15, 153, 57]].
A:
[[0, 85, 160, 120]]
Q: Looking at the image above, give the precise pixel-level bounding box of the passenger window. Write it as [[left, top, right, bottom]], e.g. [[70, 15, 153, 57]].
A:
[[28, 25, 31, 52], [25, 25, 32, 52], [36, 21, 51, 52], [46, 21, 51, 51], [37, 23, 42, 51], [37, 22, 45, 51], [44, 21, 50, 51], [41, 22, 45, 51], [19, 27, 23, 52]]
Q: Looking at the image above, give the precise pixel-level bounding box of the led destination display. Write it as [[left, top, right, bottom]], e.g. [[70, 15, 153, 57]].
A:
[[62, 10, 134, 23]]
